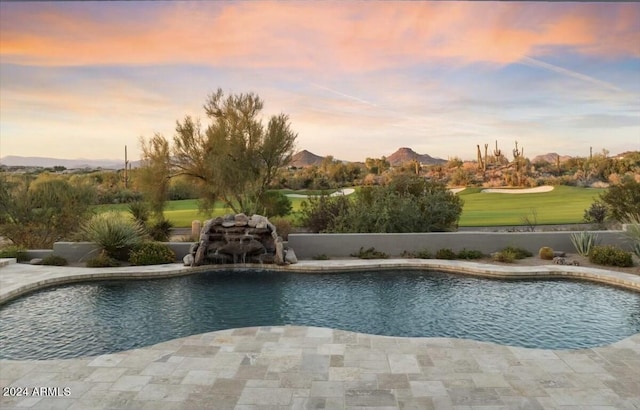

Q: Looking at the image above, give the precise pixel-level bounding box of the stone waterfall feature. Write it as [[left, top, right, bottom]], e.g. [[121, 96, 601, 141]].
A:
[[185, 214, 296, 266]]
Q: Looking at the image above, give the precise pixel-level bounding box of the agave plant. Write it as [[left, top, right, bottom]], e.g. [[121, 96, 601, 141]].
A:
[[570, 231, 600, 257], [81, 211, 146, 260], [622, 214, 640, 258]]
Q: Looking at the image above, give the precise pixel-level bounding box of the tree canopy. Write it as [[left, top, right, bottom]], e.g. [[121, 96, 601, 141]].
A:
[[139, 88, 297, 215]]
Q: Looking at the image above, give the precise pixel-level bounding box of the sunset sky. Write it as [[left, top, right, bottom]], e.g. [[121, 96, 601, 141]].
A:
[[1, 1, 639, 162]]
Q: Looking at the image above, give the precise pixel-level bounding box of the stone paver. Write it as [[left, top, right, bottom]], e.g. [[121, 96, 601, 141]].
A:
[[1, 326, 638, 409], [1, 259, 639, 409]]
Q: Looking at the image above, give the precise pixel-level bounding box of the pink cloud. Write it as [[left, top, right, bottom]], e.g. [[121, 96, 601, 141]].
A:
[[1, 2, 638, 70]]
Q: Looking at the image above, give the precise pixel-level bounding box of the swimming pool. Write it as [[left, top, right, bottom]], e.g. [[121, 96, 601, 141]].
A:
[[1, 269, 639, 359]]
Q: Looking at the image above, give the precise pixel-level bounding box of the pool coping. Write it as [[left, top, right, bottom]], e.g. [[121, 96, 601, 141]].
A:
[[2, 259, 640, 409], [1, 258, 639, 306]]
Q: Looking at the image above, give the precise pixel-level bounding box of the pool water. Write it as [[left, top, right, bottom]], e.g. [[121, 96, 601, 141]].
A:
[[1, 270, 639, 359]]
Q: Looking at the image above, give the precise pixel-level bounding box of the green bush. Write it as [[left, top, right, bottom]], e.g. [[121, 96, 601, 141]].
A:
[[300, 194, 351, 233], [257, 191, 293, 217], [599, 176, 640, 222], [401, 249, 432, 259], [492, 250, 516, 263], [0, 245, 28, 262], [350, 247, 388, 259], [148, 219, 173, 242], [501, 246, 532, 259], [457, 249, 484, 260], [570, 231, 600, 256], [0, 176, 96, 248], [409, 249, 432, 259], [128, 201, 150, 225], [81, 212, 145, 260], [583, 201, 608, 225], [623, 214, 640, 258], [129, 242, 176, 266], [539, 247, 555, 260], [435, 248, 457, 260], [41, 254, 68, 266], [86, 252, 120, 268], [312, 254, 330, 260], [589, 245, 633, 267], [301, 177, 463, 233]]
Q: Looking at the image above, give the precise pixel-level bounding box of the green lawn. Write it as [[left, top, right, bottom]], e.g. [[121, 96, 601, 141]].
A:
[[96, 185, 603, 228], [458, 186, 603, 226]]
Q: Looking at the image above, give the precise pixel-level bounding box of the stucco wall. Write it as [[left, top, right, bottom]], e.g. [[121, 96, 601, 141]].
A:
[[287, 231, 630, 259], [51, 242, 192, 263], [49, 232, 631, 262]]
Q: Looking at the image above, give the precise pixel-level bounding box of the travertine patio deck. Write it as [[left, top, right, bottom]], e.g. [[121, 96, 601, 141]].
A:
[[1, 259, 639, 409]]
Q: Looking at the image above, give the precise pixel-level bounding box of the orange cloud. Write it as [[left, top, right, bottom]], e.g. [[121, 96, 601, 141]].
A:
[[0, 2, 638, 70]]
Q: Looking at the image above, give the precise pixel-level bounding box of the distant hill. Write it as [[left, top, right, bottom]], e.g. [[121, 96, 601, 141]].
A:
[[386, 147, 446, 166], [531, 153, 572, 164], [0, 155, 141, 169], [289, 150, 324, 168]]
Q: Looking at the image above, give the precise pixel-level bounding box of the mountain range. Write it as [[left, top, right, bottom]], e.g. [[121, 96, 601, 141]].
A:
[[386, 147, 446, 166], [0, 156, 141, 169], [530, 153, 573, 164], [2, 149, 585, 169]]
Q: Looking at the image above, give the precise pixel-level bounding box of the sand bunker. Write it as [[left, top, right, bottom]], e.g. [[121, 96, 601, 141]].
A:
[[449, 188, 466, 194], [482, 186, 554, 194], [286, 188, 355, 198]]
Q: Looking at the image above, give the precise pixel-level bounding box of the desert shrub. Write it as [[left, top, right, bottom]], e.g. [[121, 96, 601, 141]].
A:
[[589, 245, 633, 267], [0, 176, 95, 248], [147, 218, 173, 242], [128, 201, 150, 225], [492, 250, 516, 263], [412, 249, 432, 259], [599, 176, 640, 222], [312, 254, 330, 260], [457, 249, 484, 259], [401, 249, 432, 259], [86, 252, 120, 268], [501, 246, 532, 259], [270, 216, 292, 240], [129, 242, 176, 266], [435, 248, 457, 260], [539, 247, 555, 260], [300, 194, 351, 233], [112, 189, 143, 204], [0, 245, 29, 262], [570, 231, 600, 256], [583, 201, 608, 225], [350, 247, 388, 259], [41, 254, 68, 266], [257, 191, 293, 217], [623, 214, 640, 258], [81, 212, 145, 260], [300, 177, 463, 233]]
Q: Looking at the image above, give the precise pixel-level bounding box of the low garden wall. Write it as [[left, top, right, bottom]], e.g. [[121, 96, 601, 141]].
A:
[[45, 231, 630, 263], [287, 231, 630, 259]]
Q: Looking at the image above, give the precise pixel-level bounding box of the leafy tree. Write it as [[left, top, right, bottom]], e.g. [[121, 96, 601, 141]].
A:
[[599, 176, 640, 221], [139, 133, 171, 218], [140, 89, 297, 215], [0, 175, 96, 248]]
